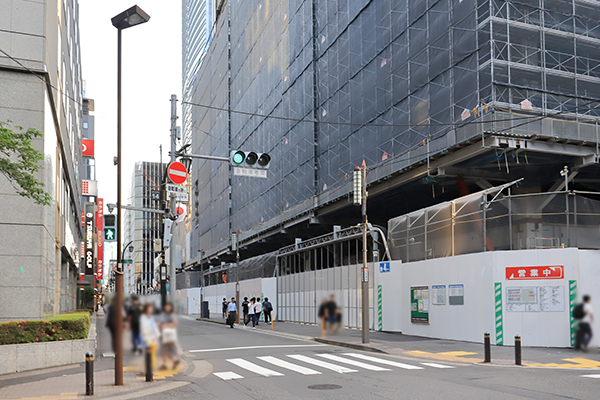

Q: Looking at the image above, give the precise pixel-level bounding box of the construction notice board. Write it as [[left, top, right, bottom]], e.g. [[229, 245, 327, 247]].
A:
[[411, 286, 429, 324]]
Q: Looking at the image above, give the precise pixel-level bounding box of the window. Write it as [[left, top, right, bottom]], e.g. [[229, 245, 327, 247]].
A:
[[83, 121, 88, 129]]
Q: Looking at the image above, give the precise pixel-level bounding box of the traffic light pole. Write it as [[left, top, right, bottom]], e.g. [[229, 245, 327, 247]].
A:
[[361, 165, 370, 344], [169, 94, 178, 304]]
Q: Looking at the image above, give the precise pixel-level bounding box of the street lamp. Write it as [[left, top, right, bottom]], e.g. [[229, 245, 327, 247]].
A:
[[111, 5, 150, 386]]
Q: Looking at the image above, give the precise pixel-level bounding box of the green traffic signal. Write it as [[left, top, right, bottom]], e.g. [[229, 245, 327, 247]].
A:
[[232, 151, 245, 164], [104, 228, 116, 241]]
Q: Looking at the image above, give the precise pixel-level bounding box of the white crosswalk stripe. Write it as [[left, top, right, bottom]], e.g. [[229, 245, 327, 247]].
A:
[[420, 362, 455, 369], [287, 354, 358, 373], [257, 356, 321, 375], [226, 358, 284, 377], [344, 353, 424, 370], [581, 374, 600, 378], [214, 371, 244, 380], [317, 354, 391, 371]]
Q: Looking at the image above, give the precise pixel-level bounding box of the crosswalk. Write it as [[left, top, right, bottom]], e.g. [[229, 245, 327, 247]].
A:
[[213, 352, 455, 380]]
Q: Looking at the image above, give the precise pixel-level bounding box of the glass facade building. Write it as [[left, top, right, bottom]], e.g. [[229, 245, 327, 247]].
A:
[[183, 0, 600, 261]]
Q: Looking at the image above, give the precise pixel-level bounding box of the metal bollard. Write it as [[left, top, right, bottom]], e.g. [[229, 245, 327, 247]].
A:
[[145, 347, 153, 382], [483, 332, 491, 363], [85, 352, 94, 396], [515, 335, 522, 366]]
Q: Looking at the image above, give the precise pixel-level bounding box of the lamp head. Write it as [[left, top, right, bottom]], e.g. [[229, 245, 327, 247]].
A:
[[111, 5, 150, 30]]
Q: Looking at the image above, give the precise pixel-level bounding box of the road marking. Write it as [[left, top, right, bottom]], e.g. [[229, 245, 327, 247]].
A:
[[287, 354, 357, 373], [344, 353, 423, 370], [190, 344, 325, 353], [317, 354, 391, 371], [227, 358, 284, 377], [258, 356, 321, 375], [214, 371, 244, 380], [420, 362, 455, 369], [581, 374, 600, 378]]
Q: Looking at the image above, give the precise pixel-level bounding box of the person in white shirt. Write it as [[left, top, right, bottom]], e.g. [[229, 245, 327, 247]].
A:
[[253, 298, 262, 327], [578, 295, 594, 351]]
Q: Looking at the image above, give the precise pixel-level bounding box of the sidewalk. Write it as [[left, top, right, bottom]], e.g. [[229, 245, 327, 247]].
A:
[[0, 310, 188, 400], [196, 315, 600, 369]]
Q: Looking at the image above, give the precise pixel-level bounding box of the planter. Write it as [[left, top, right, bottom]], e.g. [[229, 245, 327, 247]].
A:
[[0, 315, 96, 375]]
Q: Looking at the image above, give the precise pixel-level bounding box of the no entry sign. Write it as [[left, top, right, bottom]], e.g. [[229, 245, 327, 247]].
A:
[[167, 161, 187, 184]]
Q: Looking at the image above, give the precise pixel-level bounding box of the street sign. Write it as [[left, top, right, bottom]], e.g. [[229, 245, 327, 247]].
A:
[[233, 166, 267, 178], [150, 190, 160, 200], [379, 262, 390, 273], [506, 265, 563, 280], [166, 184, 189, 202], [167, 161, 187, 184]]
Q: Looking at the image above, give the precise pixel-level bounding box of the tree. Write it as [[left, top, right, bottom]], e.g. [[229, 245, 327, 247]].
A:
[[0, 120, 51, 205]]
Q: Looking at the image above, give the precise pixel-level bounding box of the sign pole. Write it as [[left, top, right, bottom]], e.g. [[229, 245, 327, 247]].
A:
[[169, 94, 178, 305], [361, 163, 370, 344]]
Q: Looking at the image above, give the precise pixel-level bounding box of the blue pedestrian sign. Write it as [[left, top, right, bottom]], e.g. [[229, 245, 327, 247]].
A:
[[379, 262, 390, 273]]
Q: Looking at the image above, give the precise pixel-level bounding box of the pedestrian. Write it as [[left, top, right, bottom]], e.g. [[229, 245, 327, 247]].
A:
[[263, 297, 273, 324], [246, 297, 255, 328], [254, 297, 262, 326], [326, 295, 337, 334], [140, 303, 160, 373], [159, 302, 182, 369], [575, 295, 594, 351], [105, 296, 125, 353], [222, 298, 228, 319], [227, 297, 238, 328], [127, 294, 143, 354], [242, 297, 250, 326], [318, 298, 327, 338]]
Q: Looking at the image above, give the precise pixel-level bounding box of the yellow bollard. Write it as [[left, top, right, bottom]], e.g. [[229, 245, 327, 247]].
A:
[[271, 312, 273, 330]]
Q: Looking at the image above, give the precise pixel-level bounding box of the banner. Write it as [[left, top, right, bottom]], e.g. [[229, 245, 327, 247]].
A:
[[84, 203, 95, 275], [96, 198, 104, 281], [82, 139, 94, 156]]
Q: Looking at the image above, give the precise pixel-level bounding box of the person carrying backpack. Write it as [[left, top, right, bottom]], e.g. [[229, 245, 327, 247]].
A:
[[573, 295, 594, 350], [222, 298, 228, 319], [263, 297, 273, 324]]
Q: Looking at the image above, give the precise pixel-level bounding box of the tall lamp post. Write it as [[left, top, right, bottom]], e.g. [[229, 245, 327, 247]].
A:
[[111, 5, 150, 386]]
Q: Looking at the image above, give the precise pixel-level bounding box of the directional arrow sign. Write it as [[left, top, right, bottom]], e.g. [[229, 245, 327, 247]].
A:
[[167, 161, 187, 184]]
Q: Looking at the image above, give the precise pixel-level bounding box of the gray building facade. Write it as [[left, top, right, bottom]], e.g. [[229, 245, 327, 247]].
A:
[[0, 0, 84, 320], [183, 0, 600, 265]]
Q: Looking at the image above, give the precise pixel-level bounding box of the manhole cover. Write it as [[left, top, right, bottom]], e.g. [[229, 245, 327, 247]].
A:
[[308, 384, 342, 390]]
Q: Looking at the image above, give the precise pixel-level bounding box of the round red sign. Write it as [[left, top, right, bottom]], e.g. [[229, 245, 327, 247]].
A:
[[167, 161, 187, 184]]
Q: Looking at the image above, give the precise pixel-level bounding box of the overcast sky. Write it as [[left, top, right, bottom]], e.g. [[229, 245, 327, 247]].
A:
[[79, 1, 182, 205]]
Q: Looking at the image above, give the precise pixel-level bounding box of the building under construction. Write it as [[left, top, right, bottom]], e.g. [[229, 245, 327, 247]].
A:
[[181, 0, 600, 270]]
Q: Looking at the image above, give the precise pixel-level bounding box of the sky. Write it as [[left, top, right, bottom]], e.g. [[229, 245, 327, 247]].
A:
[[79, 1, 182, 205]]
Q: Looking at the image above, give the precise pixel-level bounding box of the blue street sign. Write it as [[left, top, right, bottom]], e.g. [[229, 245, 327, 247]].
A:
[[379, 262, 390, 273]]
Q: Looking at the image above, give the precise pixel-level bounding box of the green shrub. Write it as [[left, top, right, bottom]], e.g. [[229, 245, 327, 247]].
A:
[[0, 312, 91, 345]]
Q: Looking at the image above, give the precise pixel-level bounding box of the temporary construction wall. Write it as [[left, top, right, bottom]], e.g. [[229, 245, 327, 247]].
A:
[[376, 248, 600, 347], [173, 278, 277, 320]]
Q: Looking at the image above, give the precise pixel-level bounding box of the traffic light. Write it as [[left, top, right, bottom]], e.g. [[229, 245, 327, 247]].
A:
[[103, 214, 117, 242], [230, 150, 271, 169], [104, 228, 116, 241]]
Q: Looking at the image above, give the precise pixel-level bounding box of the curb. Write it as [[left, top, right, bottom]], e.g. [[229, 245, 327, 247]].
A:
[[314, 338, 388, 354], [196, 317, 227, 325]]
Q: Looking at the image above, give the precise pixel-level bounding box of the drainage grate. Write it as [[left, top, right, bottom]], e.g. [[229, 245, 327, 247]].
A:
[[308, 384, 342, 390]]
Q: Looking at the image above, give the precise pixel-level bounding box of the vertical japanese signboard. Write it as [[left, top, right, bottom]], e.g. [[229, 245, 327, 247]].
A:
[[96, 198, 104, 281], [411, 286, 429, 324], [84, 203, 95, 275]]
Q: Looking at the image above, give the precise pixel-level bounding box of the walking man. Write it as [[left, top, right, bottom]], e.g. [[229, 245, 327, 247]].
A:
[[254, 297, 262, 326], [263, 297, 273, 324], [127, 294, 143, 354], [577, 295, 594, 351], [227, 297, 238, 328], [247, 297, 257, 329], [326, 295, 337, 334], [222, 298, 228, 319], [242, 297, 250, 326]]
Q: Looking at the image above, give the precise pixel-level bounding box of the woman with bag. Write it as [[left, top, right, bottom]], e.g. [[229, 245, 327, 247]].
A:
[[140, 303, 160, 374], [159, 302, 182, 369]]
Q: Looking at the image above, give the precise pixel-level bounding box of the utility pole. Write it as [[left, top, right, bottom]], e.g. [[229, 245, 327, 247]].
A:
[[361, 162, 369, 344], [168, 94, 178, 302]]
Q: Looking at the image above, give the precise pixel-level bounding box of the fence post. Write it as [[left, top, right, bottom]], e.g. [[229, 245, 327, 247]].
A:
[[85, 352, 94, 395], [515, 335, 522, 365], [484, 332, 491, 363]]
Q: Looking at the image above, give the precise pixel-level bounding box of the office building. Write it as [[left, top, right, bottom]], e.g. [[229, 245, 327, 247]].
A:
[[125, 162, 166, 294], [0, 0, 84, 320], [183, 0, 600, 267]]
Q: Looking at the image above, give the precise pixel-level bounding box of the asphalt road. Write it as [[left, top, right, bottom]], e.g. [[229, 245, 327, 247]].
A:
[[139, 316, 599, 400]]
